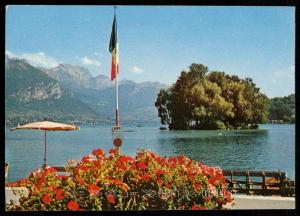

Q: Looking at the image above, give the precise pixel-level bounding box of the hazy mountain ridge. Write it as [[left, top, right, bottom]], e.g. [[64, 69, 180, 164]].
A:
[[5, 57, 106, 125], [5, 56, 169, 125], [42, 64, 168, 91]]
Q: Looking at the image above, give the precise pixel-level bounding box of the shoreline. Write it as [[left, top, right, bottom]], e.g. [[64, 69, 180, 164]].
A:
[[227, 195, 295, 209]]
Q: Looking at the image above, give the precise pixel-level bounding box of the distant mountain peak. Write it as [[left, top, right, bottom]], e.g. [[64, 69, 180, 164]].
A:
[[120, 79, 137, 85], [54, 64, 91, 78], [5, 57, 32, 71], [5, 58, 101, 124]]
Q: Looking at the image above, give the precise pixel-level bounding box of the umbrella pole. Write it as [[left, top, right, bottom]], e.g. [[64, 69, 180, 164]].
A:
[[43, 130, 47, 168]]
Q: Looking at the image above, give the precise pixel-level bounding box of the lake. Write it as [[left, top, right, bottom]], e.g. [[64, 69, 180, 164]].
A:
[[5, 124, 295, 182]]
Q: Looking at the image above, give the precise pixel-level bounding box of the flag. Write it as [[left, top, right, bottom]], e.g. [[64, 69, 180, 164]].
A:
[[109, 14, 119, 81]]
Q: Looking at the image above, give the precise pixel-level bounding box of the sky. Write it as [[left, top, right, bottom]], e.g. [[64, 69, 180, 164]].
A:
[[5, 6, 295, 98]]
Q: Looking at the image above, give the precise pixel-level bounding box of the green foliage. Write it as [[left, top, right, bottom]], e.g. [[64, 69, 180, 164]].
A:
[[269, 94, 295, 123], [155, 89, 171, 125], [155, 63, 270, 130]]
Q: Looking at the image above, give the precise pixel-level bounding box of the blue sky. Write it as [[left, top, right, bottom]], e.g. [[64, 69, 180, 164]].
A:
[[6, 6, 295, 98]]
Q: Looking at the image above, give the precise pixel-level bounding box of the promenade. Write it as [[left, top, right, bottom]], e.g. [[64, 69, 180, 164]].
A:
[[227, 194, 295, 209]]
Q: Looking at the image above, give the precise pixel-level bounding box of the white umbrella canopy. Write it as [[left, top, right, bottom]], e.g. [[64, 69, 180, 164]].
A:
[[11, 121, 80, 131], [10, 121, 80, 168]]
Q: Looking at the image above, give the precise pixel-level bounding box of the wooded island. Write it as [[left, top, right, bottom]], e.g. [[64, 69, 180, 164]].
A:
[[155, 63, 270, 130]]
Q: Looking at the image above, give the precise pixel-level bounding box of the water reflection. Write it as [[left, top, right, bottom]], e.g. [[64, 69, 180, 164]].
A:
[[157, 129, 270, 171]]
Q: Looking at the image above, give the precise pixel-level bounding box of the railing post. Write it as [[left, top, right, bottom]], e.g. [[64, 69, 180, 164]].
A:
[[262, 171, 266, 196], [246, 171, 250, 195], [280, 172, 287, 197]]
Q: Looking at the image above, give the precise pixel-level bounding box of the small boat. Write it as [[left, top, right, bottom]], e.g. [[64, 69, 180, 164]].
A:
[[159, 126, 167, 130], [112, 126, 122, 132]]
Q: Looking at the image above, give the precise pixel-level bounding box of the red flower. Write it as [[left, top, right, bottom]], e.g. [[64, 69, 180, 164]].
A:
[[81, 156, 91, 163], [137, 161, 147, 170], [76, 177, 85, 185], [106, 194, 116, 204], [45, 167, 57, 173], [193, 182, 201, 190], [93, 160, 101, 168], [79, 165, 89, 172], [40, 171, 49, 179], [87, 184, 101, 196], [161, 161, 167, 167], [178, 155, 185, 164], [92, 149, 104, 157], [55, 189, 65, 200], [135, 175, 142, 182], [187, 172, 195, 179], [169, 163, 176, 169], [208, 177, 216, 185], [58, 174, 68, 181], [157, 179, 163, 185], [224, 191, 232, 202], [192, 204, 207, 210], [141, 174, 150, 181], [35, 181, 43, 190], [203, 196, 212, 202], [156, 169, 164, 176], [118, 156, 133, 163], [165, 183, 171, 189], [168, 157, 177, 163], [116, 163, 128, 171], [47, 185, 58, 191], [155, 157, 162, 163], [109, 148, 119, 155], [42, 194, 53, 204], [67, 200, 80, 211], [130, 164, 137, 170], [149, 152, 156, 158], [113, 179, 122, 185]]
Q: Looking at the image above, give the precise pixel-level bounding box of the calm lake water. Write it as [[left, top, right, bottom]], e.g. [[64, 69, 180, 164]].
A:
[[5, 124, 295, 182]]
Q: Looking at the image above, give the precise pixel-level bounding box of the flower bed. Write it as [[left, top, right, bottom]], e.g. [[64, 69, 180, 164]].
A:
[[7, 148, 233, 210]]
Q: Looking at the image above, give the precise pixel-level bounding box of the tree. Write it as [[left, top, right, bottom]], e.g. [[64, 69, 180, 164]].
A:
[[269, 94, 295, 123], [155, 63, 270, 130], [190, 79, 234, 129], [155, 89, 171, 126]]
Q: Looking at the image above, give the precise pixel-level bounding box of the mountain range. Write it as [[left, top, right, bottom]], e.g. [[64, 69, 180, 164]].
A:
[[5, 55, 168, 126]]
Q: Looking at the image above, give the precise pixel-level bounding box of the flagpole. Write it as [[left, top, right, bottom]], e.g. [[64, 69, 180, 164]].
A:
[[115, 67, 119, 128], [114, 5, 119, 128]]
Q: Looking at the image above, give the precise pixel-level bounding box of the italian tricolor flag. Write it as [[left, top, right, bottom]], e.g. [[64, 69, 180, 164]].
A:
[[109, 14, 119, 81]]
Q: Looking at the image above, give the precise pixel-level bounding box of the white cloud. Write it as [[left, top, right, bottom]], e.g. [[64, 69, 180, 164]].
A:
[[81, 56, 101, 67], [6, 50, 59, 68], [5, 50, 18, 58], [20, 52, 59, 68], [289, 65, 295, 72], [132, 66, 144, 74]]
